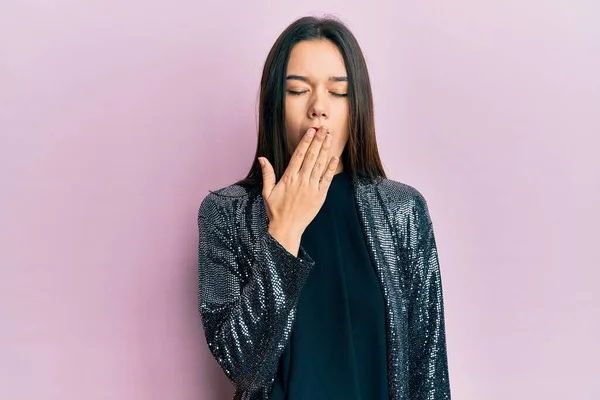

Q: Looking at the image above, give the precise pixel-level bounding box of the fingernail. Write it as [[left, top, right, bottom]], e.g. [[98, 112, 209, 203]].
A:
[[307, 129, 315, 136], [258, 158, 264, 166]]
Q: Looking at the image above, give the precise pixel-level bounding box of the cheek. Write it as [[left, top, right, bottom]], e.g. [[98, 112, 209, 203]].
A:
[[333, 104, 350, 142], [287, 132, 302, 151], [286, 100, 312, 145], [284, 118, 302, 150]]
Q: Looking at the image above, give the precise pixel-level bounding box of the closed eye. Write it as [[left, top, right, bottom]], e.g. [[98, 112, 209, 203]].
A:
[[287, 90, 307, 96], [286, 90, 348, 97]]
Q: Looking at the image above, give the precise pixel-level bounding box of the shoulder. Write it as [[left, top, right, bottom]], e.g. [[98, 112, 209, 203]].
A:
[[197, 182, 257, 222], [376, 178, 430, 215], [374, 178, 434, 233]]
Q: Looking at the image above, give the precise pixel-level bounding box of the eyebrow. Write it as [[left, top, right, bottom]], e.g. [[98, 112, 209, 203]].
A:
[[286, 75, 348, 83]]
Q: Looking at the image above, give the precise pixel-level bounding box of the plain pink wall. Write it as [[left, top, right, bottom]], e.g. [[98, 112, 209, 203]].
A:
[[1, 1, 599, 399]]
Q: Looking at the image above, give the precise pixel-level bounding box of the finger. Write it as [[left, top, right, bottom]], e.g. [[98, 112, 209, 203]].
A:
[[310, 133, 332, 184], [287, 128, 316, 175], [299, 126, 328, 179], [259, 157, 276, 198], [318, 156, 340, 192]]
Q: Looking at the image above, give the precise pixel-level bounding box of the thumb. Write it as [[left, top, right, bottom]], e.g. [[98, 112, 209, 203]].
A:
[[258, 157, 276, 198]]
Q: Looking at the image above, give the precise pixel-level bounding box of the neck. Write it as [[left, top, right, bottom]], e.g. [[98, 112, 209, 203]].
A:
[[320, 159, 344, 181], [334, 160, 344, 175]]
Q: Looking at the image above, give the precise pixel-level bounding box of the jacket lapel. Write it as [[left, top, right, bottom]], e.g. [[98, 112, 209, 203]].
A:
[[352, 177, 407, 399]]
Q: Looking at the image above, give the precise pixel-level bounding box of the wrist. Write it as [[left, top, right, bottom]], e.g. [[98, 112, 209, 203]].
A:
[[268, 223, 303, 257]]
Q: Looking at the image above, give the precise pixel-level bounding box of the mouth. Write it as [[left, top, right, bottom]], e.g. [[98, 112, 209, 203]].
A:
[[310, 126, 331, 134]]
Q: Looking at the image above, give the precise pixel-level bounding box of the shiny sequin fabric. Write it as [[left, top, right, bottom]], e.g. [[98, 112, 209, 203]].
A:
[[197, 175, 451, 400]]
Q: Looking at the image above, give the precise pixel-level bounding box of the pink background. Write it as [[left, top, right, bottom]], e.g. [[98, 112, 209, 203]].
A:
[[1, 1, 599, 399]]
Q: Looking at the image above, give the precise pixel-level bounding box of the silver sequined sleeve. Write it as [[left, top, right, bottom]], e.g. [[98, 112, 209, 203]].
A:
[[405, 193, 451, 399], [197, 193, 315, 392]]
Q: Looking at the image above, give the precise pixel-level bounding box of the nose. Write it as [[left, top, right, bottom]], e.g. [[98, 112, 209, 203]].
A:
[[310, 108, 327, 118], [308, 91, 329, 119]]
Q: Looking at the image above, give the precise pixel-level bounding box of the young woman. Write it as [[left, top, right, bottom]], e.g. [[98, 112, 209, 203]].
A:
[[198, 16, 451, 400]]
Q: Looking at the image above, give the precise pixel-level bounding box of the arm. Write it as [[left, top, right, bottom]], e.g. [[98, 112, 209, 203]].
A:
[[197, 193, 314, 392], [406, 193, 451, 399]]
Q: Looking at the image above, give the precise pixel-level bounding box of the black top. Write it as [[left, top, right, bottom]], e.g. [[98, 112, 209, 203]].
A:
[[268, 169, 389, 399]]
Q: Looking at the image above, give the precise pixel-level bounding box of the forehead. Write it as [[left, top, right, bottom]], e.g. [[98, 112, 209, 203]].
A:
[[286, 39, 347, 77]]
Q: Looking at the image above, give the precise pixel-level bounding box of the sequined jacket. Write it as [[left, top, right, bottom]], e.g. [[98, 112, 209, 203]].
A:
[[197, 175, 451, 400]]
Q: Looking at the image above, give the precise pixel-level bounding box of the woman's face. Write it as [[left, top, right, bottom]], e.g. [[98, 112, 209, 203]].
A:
[[284, 39, 350, 170]]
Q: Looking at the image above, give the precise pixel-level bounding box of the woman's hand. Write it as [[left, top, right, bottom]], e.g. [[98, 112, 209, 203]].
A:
[[258, 126, 339, 256]]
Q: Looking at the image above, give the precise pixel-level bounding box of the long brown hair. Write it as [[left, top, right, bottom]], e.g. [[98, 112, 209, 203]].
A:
[[237, 16, 386, 187]]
